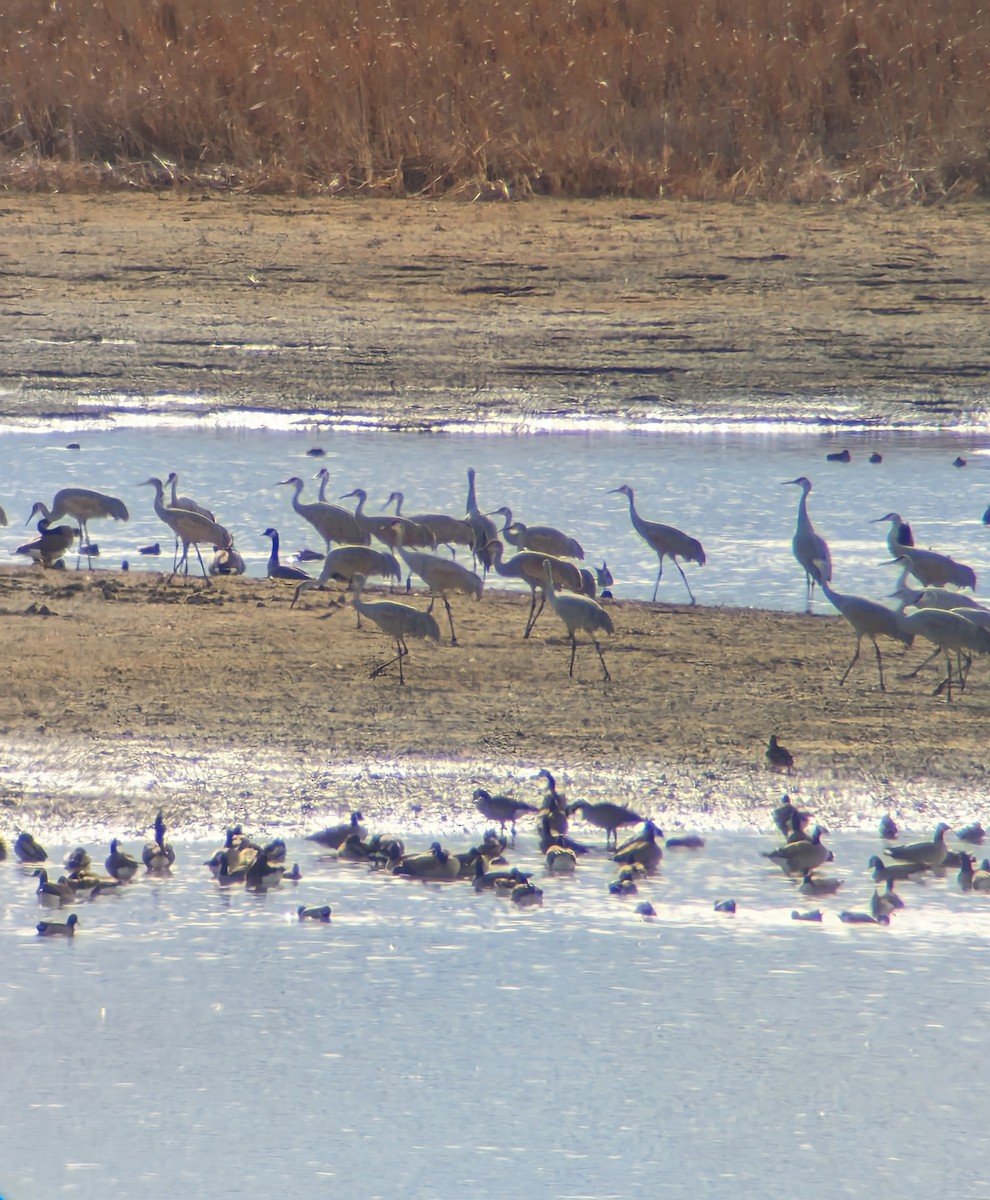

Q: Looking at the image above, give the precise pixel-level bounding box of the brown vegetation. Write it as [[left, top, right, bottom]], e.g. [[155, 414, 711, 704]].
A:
[[2, 0, 990, 200]]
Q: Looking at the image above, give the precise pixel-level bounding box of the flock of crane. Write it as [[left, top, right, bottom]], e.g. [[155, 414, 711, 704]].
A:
[[2, 466, 989, 694]]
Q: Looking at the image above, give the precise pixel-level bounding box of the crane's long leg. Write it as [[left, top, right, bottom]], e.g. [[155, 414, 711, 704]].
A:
[[672, 557, 696, 605], [591, 636, 611, 682], [872, 638, 885, 692], [568, 632, 578, 677], [524, 588, 545, 639], [193, 542, 211, 581], [442, 596, 457, 644], [651, 557, 664, 603], [838, 634, 863, 686], [902, 646, 942, 679]]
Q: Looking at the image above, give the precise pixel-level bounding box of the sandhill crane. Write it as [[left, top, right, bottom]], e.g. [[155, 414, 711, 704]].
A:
[[872, 511, 914, 558], [166, 471, 216, 568], [277, 476, 368, 550], [394, 538, 483, 644], [350, 572, 440, 684], [262, 528, 312, 582], [32, 486, 129, 568], [291, 544, 400, 611], [487, 538, 589, 637], [542, 559, 613, 681], [465, 467, 498, 570], [490, 506, 585, 560], [384, 492, 473, 557], [819, 577, 913, 691], [887, 562, 988, 614], [140, 478, 232, 580], [18, 509, 75, 567], [609, 484, 705, 605], [340, 488, 431, 551], [566, 799, 643, 846], [887, 545, 976, 592], [781, 477, 832, 609], [895, 604, 990, 700]]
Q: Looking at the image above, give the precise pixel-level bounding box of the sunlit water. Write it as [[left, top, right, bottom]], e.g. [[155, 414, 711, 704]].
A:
[[1, 419, 989, 611], [3, 825, 990, 1199], [4, 410, 990, 1196]]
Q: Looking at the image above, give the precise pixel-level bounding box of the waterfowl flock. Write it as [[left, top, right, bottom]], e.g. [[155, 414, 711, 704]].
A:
[[5, 463, 990, 697], [6, 778, 987, 942]]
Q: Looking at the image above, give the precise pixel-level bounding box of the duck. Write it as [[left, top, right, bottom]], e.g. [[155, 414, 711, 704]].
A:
[[565, 799, 646, 848], [105, 838, 140, 882], [306, 811, 368, 850], [64, 847, 91, 873], [472, 788, 538, 840], [839, 910, 889, 926], [972, 860, 990, 892], [536, 814, 589, 856], [14, 832, 47, 863], [798, 868, 842, 897], [868, 854, 926, 885], [510, 881, 544, 908], [956, 821, 986, 845], [33, 869, 76, 909], [142, 810, 176, 872], [216, 848, 255, 887], [762, 825, 831, 874], [298, 905, 332, 922], [535, 769, 570, 837], [545, 842, 578, 874], [872, 880, 905, 918], [635, 901, 657, 919], [608, 864, 646, 895], [391, 842, 461, 881], [336, 833, 377, 864], [884, 822, 951, 869], [791, 909, 823, 922], [37, 913, 79, 937], [766, 734, 795, 774], [612, 820, 664, 874], [67, 870, 122, 899], [472, 859, 532, 893]]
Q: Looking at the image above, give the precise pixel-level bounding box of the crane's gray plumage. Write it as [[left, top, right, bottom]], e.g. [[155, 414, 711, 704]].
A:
[[18, 510, 75, 568], [782, 476, 832, 610], [487, 538, 590, 638], [31, 486, 128, 568], [610, 483, 705, 605], [490, 506, 585, 560], [888, 545, 976, 592], [291, 544, 401, 611], [279, 475, 368, 550], [350, 572, 440, 684], [465, 467, 498, 570], [395, 539, 483, 644], [141, 477, 232, 581], [872, 511, 914, 558], [542, 559, 613, 681], [340, 488, 433, 551], [896, 603, 990, 701], [819, 577, 913, 691], [385, 492, 473, 557]]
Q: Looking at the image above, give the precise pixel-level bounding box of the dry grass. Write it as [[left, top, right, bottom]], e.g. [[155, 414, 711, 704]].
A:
[[2, 0, 989, 200]]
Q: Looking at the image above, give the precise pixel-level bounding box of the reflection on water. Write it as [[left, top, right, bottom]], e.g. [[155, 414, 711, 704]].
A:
[[1, 422, 989, 612], [3, 829, 990, 1196]]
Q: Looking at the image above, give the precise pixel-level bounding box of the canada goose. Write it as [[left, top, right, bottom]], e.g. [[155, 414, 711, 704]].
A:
[[872, 880, 905, 918], [766, 735, 795, 774], [14, 832, 47, 863], [216, 848, 256, 887], [879, 814, 898, 839], [868, 855, 926, 884], [545, 842, 578, 873], [392, 842, 461, 881], [884, 822, 951, 869], [762, 826, 831, 874], [306, 812, 368, 850], [246, 845, 295, 891], [37, 913, 79, 936], [798, 869, 842, 897], [612, 820, 664, 874], [472, 789, 538, 839], [839, 910, 889, 926], [64, 847, 91, 873], [536, 815, 590, 856], [298, 905, 332, 922], [472, 859, 532, 893], [204, 827, 259, 877], [66, 870, 122, 899], [142, 811, 175, 872], [772, 796, 811, 838], [608, 864, 646, 895], [566, 800, 646, 848], [105, 839, 140, 882], [791, 910, 823, 922], [33, 869, 75, 909], [336, 833, 376, 863], [956, 822, 986, 845], [510, 881, 544, 908]]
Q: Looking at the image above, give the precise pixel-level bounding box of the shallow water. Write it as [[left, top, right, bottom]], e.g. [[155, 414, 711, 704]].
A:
[[1, 419, 989, 612], [3, 825, 990, 1199]]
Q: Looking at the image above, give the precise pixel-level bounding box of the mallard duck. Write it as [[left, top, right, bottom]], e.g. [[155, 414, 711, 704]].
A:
[[392, 842, 461, 881], [612, 820, 664, 874], [37, 913, 79, 937], [306, 811, 367, 850], [142, 810, 175, 872], [105, 838, 140, 882], [566, 800, 645, 848], [884, 822, 950, 869], [64, 847, 91, 873], [510, 881, 544, 908], [545, 842, 578, 873], [33, 869, 76, 909], [14, 831, 47, 863], [298, 905, 332, 922], [762, 825, 831, 874], [472, 788, 538, 840], [798, 868, 842, 897], [956, 822, 986, 845]]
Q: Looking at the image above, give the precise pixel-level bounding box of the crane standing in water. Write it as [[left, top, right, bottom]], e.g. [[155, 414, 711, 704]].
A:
[[31, 486, 129, 568], [609, 484, 705, 605], [782, 477, 832, 611]]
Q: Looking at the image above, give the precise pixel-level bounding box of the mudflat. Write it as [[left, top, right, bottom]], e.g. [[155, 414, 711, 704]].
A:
[[1, 194, 988, 829]]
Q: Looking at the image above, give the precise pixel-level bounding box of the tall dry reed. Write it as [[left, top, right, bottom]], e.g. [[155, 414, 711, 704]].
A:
[[1, 0, 988, 199]]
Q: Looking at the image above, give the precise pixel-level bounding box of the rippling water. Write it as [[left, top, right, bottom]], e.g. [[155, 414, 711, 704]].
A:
[[3, 825, 990, 1198], [1, 417, 989, 612]]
